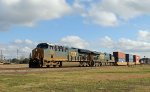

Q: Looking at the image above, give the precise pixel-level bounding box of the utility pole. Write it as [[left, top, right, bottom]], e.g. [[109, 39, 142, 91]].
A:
[[144, 56, 146, 64], [0, 50, 3, 61], [29, 53, 32, 59]]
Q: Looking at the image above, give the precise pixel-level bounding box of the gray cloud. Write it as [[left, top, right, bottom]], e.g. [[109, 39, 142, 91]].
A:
[[138, 30, 150, 41], [1, 0, 150, 30], [74, 0, 150, 26], [99, 30, 150, 57], [0, 0, 71, 31], [60, 35, 89, 49]]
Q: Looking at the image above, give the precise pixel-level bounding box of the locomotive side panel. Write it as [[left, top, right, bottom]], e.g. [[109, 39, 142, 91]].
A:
[[99, 53, 105, 63], [43, 46, 68, 61], [68, 48, 79, 62]]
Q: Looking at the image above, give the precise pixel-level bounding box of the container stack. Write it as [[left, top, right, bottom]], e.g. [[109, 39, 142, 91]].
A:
[[113, 52, 127, 65], [133, 55, 140, 65], [125, 54, 134, 65]]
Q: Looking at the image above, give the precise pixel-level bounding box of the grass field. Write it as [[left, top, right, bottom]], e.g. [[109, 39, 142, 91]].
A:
[[0, 65, 150, 92]]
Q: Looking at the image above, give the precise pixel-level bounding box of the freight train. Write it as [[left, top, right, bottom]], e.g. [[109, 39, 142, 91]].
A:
[[29, 43, 141, 68]]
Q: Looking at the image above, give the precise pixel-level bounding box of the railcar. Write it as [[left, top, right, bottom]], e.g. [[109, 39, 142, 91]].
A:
[[133, 55, 140, 65], [113, 52, 127, 66], [125, 54, 134, 66]]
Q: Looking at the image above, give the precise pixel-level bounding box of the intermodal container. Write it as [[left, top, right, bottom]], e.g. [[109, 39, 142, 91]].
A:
[[113, 52, 126, 62], [113, 52, 125, 58], [133, 55, 140, 62], [126, 54, 133, 62]]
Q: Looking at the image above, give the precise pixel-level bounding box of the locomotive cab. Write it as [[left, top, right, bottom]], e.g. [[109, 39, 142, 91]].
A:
[[29, 43, 48, 68], [30, 43, 55, 68]]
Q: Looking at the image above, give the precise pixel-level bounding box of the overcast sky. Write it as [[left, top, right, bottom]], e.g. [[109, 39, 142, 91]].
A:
[[1, 0, 150, 59]]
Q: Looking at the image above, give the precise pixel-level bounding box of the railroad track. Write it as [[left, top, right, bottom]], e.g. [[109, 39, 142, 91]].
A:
[[0, 64, 142, 74]]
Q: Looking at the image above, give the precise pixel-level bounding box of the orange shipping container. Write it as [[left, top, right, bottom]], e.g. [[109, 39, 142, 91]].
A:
[[113, 52, 125, 59]]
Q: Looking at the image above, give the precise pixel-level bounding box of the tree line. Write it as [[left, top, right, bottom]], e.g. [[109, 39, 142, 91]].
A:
[[5, 58, 30, 64]]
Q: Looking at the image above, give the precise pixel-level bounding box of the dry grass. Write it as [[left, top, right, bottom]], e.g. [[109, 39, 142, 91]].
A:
[[0, 65, 150, 92], [0, 64, 28, 68]]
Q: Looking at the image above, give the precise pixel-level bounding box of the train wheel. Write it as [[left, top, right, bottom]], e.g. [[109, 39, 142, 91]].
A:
[[37, 61, 41, 68], [46, 65, 50, 68], [29, 60, 33, 68], [29, 63, 31, 68], [83, 62, 87, 67], [94, 62, 97, 67], [33, 60, 40, 68], [32, 60, 36, 68], [99, 62, 102, 66], [90, 61, 95, 67], [59, 62, 62, 67], [29, 58, 34, 68], [114, 62, 118, 66], [53, 65, 56, 68], [39, 60, 43, 68], [79, 62, 83, 67], [86, 63, 88, 67], [113, 62, 115, 66], [96, 62, 100, 67], [109, 62, 111, 66]]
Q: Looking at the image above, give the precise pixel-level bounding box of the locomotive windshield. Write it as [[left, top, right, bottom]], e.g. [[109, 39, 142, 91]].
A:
[[37, 43, 48, 49]]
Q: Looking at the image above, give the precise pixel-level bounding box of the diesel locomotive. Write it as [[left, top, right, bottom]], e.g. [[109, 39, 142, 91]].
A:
[[29, 43, 115, 68]]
